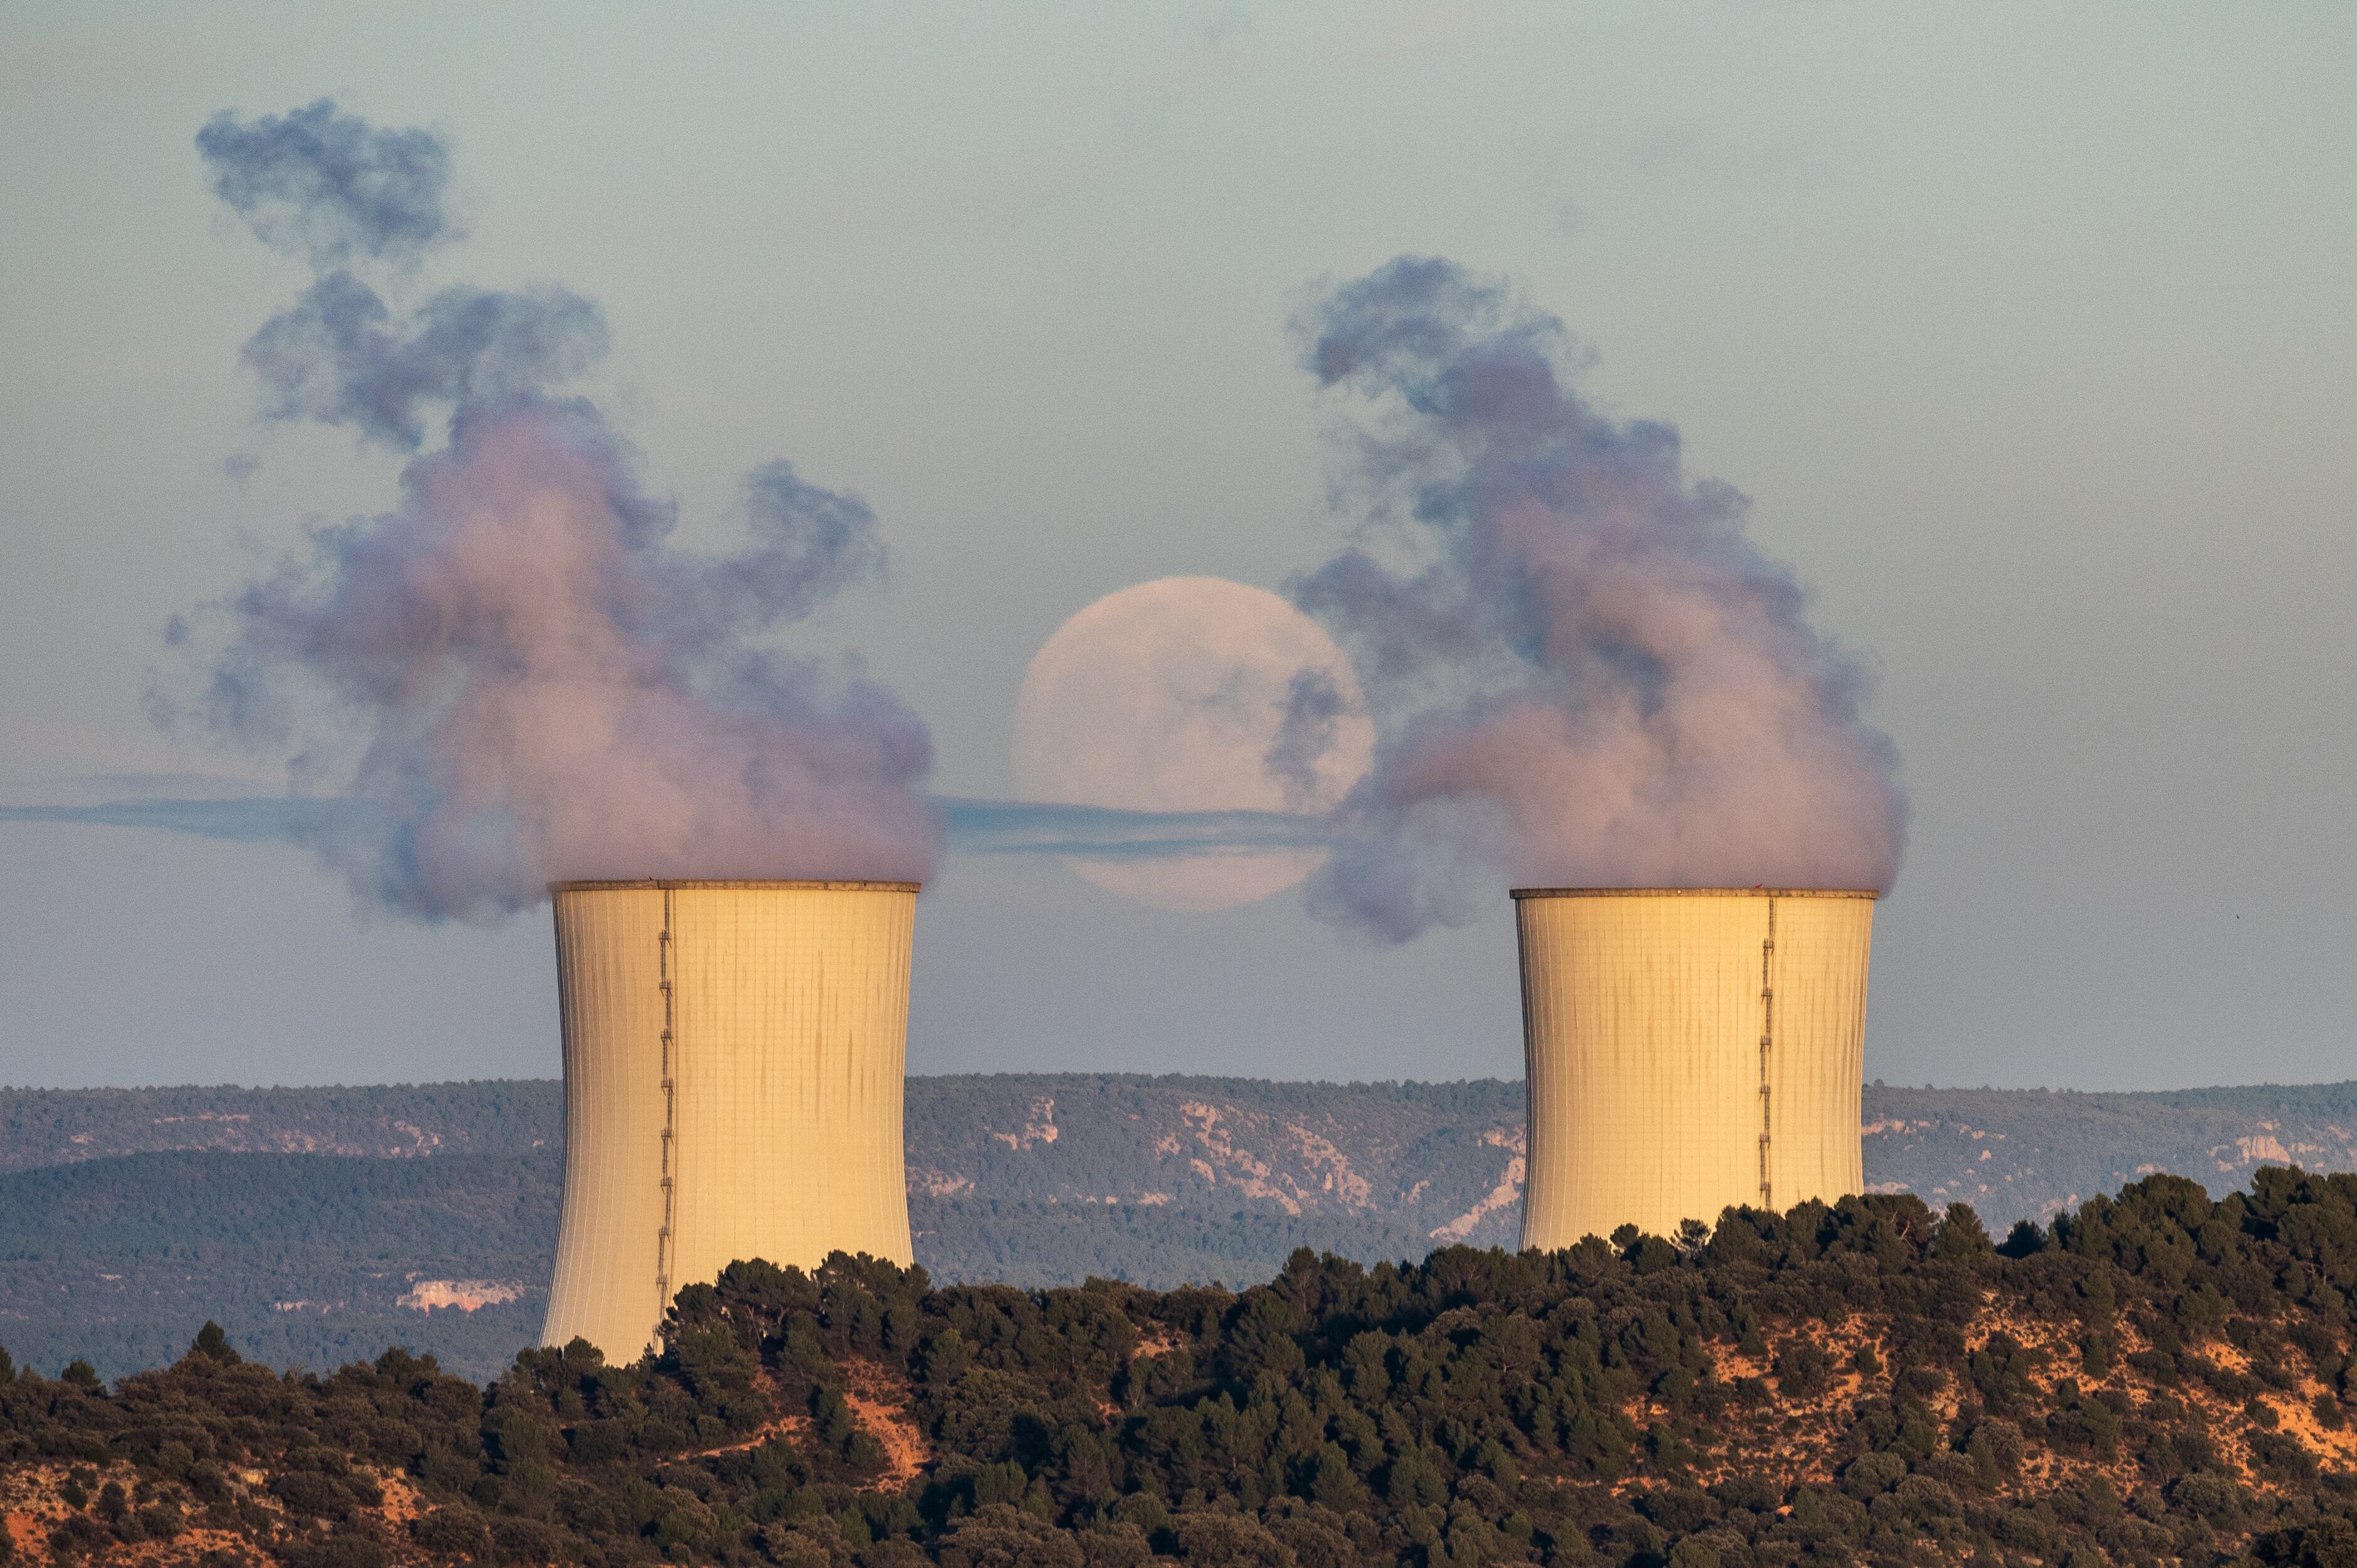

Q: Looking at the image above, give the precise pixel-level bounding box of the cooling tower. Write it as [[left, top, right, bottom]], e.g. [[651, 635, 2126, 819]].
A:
[[1514, 887, 1875, 1250], [541, 880, 918, 1359]]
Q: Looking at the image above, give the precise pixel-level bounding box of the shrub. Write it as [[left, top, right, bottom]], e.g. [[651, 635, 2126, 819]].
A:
[[1170, 1512, 1295, 1568], [411, 1505, 493, 1560], [1839, 1452, 1906, 1502], [937, 1505, 1084, 1568]]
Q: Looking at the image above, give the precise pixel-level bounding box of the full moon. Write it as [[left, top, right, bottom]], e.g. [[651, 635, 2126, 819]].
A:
[[1013, 577, 1376, 912]]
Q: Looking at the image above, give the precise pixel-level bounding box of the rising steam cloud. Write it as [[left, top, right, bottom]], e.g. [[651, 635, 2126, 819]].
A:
[[160, 102, 936, 920], [1291, 258, 1905, 941], [199, 99, 608, 451]]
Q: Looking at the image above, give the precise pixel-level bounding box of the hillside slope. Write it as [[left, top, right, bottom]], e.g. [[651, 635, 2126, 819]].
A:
[[0, 1082, 559, 1172], [0, 1152, 554, 1382], [8, 1175, 2357, 1567], [8, 1076, 2357, 1381], [10, 1076, 2357, 1237]]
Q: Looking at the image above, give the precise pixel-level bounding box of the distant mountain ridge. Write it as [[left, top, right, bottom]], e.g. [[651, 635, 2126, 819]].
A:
[[0, 1080, 558, 1171], [5, 1074, 2356, 1381], [1857, 1080, 2357, 1219], [8, 1074, 2357, 1226]]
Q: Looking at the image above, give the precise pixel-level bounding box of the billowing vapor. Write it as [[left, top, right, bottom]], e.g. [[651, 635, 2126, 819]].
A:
[[245, 274, 607, 451], [1291, 258, 1905, 941], [1263, 670, 1350, 812], [204, 98, 606, 451], [160, 103, 937, 919], [197, 99, 451, 271]]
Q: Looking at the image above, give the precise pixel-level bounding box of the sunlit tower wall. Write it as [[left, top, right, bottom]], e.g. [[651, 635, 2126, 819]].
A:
[[1514, 888, 1876, 1250], [541, 880, 919, 1360]]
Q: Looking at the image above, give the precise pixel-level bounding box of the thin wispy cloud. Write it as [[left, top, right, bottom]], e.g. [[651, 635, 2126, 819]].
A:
[[0, 789, 1330, 867], [0, 796, 350, 845], [935, 798, 1330, 861]]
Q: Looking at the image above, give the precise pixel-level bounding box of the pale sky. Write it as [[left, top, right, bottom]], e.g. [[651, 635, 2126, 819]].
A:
[[3, 3, 2353, 1092]]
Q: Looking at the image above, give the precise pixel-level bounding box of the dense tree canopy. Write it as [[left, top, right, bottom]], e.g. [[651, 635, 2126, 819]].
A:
[[11, 1169, 2357, 1566]]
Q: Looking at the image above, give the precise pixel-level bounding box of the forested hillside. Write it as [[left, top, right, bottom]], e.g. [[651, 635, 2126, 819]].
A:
[[11, 1175, 2357, 1567], [6, 1076, 2357, 1382], [0, 1152, 554, 1382], [11, 1076, 2357, 1236]]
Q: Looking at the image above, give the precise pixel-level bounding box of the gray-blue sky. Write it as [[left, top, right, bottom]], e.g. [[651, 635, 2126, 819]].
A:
[[2, 3, 2353, 1091]]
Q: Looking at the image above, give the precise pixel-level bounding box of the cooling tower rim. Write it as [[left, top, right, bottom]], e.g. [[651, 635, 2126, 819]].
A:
[[548, 879, 921, 893], [1511, 886, 1878, 900]]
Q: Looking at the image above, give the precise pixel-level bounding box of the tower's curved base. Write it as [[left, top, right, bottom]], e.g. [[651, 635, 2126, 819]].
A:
[[1514, 888, 1874, 1250], [542, 880, 918, 1360]]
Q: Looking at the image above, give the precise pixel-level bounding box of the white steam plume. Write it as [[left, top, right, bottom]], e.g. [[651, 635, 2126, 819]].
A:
[[1290, 258, 1906, 941], [156, 102, 937, 919]]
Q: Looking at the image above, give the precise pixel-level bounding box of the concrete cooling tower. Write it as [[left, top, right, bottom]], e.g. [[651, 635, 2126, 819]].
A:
[[1514, 887, 1876, 1250], [541, 880, 919, 1360]]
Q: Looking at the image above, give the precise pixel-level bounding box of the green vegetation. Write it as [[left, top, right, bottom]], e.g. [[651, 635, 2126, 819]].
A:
[[14, 1171, 2357, 1565], [9, 1075, 2357, 1384], [0, 1151, 555, 1382]]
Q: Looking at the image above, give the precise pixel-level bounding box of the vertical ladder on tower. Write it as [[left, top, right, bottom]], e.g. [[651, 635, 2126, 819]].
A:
[[654, 889, 677, 1347], [1758, 896, 1777, 1211]]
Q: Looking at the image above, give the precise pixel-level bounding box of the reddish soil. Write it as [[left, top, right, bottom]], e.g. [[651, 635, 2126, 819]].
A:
[[843, 1360, 933, 1489]]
